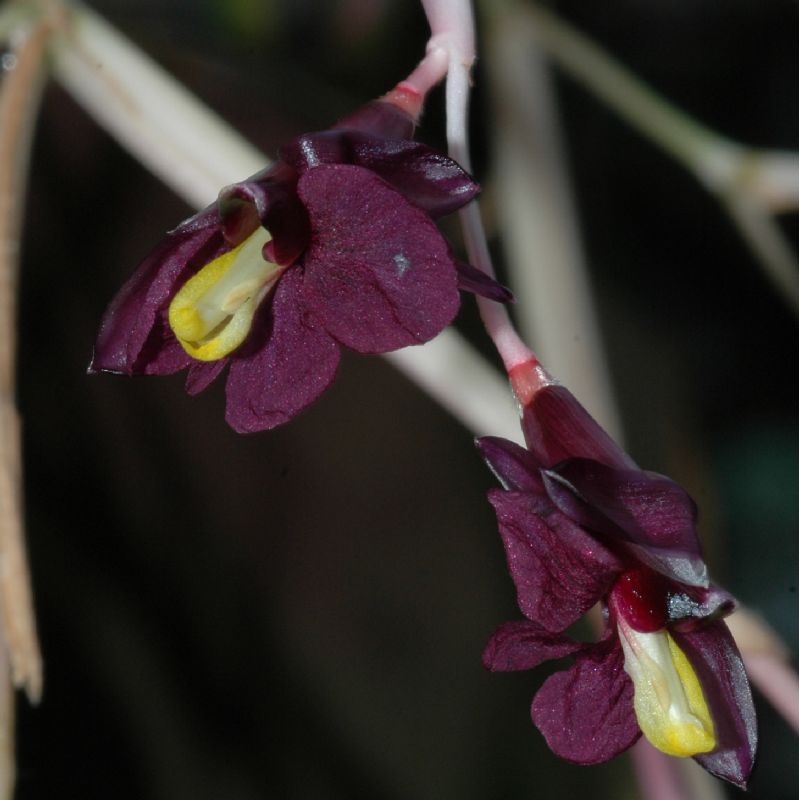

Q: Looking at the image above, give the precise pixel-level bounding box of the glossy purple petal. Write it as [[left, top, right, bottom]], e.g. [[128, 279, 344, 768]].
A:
[[522, 385, 635, 470], [482, 620, 584, 672], [476, 437, 545, 493], [347, 137, 480, 217], [489, 489, 623, 631], [90, 227, 225, 375], [299, 165, 460, 352], [674, 622, 757, 788], [455, 260, 514, 302], [224, 269, 340, 432], [532, 637, 641, 764], [542, 458, 709, 587]]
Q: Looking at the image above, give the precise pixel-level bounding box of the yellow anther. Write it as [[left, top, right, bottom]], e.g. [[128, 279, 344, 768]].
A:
[[617, 622, 716, 758], [168, 227, 282, 361]]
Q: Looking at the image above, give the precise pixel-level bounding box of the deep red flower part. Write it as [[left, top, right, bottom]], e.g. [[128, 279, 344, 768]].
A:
[[478, 377, 756, 787], [90, 98, 510, 432]]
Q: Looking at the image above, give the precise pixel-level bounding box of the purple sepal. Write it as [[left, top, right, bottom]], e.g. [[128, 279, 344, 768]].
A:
[[90, 227, 225, 375], [332, 99, 416, 140], [455, 260, 514, 303], [482, 620, 584, 672], [476, 437, 545, 493], [488, 489, 623, 632], [185, 360, 227, 396], [522, 385, 636, 470], [541, 459, 708, 587], [298, 164, 460, 353], [531, 636, 641, 764], [224, 269, 340, 433], [347, 138, 480, 217], [674, 622, 757, 788]]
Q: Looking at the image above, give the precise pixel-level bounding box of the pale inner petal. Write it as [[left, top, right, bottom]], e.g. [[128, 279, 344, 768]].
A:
[[617, 620, 716, 757], [169, 227, 283, 361]]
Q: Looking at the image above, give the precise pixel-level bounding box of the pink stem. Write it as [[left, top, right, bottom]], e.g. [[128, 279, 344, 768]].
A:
[[629, 739, 692, 800], [415, 0, 535, 374], [745, 653, 799, 736]]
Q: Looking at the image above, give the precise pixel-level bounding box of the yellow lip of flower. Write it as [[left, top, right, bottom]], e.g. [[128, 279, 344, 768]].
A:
[[617, 619, 716, 758], [168, 227, 283, 361]]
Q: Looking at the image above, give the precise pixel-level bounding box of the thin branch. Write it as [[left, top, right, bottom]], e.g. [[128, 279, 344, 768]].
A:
[[523, 1, 799, 318], [0, 3, 50, 707], [49, 4, 264, 208]]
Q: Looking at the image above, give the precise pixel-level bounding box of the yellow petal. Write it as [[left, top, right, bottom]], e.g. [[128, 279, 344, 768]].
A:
[[617, 621, 716, 757], [168, 227, 282, 361]]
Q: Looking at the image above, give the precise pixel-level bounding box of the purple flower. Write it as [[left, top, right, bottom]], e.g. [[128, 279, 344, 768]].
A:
[[479, 373, 757, 787], [90, 96, 509, 432]]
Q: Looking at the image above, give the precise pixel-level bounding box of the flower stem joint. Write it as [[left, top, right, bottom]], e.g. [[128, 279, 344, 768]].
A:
[[90, 93, 510, 432], [479, 371, 757, 787]]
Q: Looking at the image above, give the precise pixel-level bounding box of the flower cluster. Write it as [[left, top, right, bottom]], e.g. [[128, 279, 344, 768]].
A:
[[90, 94, 508, 432], [479, 366, 757, 787]]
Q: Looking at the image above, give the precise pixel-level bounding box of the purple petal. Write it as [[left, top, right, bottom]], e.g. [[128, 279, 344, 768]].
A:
[[532, 637, 641, 764], [224, 269, 340, 432], [455, 260, 514, 302], [482, 620, 584, 672], [489, 490, 623, 631], [674, 622, 757, 788], [298, 165, 460, 353], [185, 359, 228, 395], [542, 458, 708, 587], [347, 137, 479, 217], [522, 385, 635, 470], [476, 437, 545, 493], [90, 226, 225, 375]]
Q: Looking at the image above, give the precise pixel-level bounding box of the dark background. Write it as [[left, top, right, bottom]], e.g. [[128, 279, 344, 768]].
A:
[[13, 0, 799, 797]]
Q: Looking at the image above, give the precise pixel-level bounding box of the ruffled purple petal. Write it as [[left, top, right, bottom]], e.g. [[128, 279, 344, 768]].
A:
[[522, 385, 635, 470], [532, 636, 641, 764], [542, 458, 708, 587], [476, 437, 545, 493], [482, 620, 584, 672], [674, 622, 757, 788], [90, 226, 225, 375], [298, 164, 460, 353], [489, 489, 623, 631], [224, 269, 340, 432], [455, 260, 513, 302]]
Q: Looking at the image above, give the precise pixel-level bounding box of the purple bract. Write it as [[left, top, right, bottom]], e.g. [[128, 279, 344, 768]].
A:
[[479, 376, 757, 787], [90, 97, 509, 432]]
